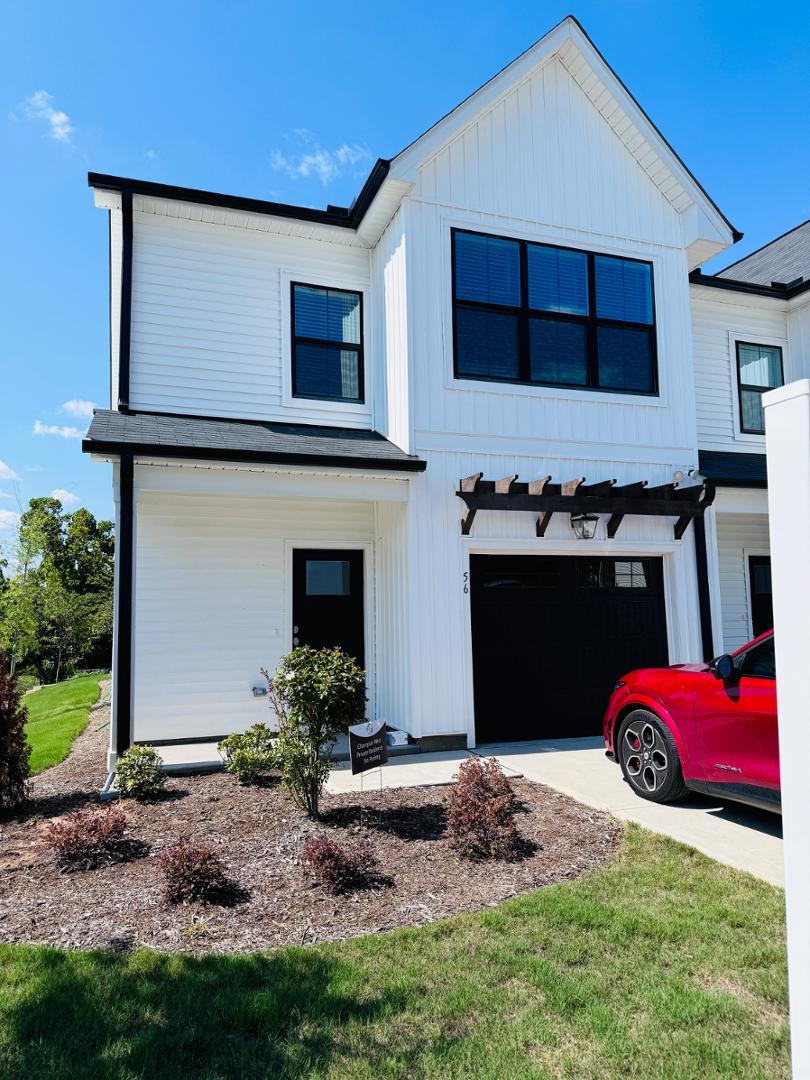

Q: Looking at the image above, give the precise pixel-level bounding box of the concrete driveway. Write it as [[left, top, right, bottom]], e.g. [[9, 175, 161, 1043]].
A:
[[327, 737, 784, 886]]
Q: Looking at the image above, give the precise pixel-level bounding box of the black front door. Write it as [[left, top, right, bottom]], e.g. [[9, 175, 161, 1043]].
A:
[[470, 555, 669, 743], [748, 555, 773, 638], [292, 549, 365, 667]]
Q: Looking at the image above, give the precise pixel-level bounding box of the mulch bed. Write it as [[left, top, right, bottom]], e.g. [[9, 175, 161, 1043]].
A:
[[0, 702, 622, 955]]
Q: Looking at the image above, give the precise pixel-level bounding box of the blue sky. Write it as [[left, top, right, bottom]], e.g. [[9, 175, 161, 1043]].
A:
[[1, 0, 808, 540]]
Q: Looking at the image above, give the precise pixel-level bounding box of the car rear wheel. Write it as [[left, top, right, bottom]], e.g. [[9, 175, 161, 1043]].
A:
[[617, 709, 687, 804]]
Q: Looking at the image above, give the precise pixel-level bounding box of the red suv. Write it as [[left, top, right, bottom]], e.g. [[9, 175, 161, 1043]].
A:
[[603, 631, 780, 813]]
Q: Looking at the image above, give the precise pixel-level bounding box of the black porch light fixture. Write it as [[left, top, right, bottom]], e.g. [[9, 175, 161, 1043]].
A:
[[570, 512, 599, 540]]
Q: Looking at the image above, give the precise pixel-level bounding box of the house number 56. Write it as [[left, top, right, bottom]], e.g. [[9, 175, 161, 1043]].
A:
[[463, 571, 469, 594]]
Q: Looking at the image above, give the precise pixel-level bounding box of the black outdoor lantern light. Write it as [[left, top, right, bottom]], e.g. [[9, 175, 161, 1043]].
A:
[[570, 512, 599, 540]]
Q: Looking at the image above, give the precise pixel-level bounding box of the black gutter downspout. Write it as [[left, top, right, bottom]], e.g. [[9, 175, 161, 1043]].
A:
[[118, 188, 133, 412], [693, 504, 715, 663], [115, 453, 134, 757]]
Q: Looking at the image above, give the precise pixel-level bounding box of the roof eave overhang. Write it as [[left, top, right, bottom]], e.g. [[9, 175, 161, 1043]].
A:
[[81, 438, 427, 474]]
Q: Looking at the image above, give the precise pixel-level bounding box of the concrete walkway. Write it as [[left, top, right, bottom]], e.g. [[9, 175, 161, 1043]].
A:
[[327, 737, 784, 886]]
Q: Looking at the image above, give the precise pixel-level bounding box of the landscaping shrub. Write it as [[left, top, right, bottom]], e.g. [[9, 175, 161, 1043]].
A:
[[301, 835, 378, 893], [218, 723, 277, 784], [115, 744, 166, 799], [445, 757, 522, 860], [0, 651, 31, 811], [15, 673, 39, 695], [262, 646, 365, 819], [159, 837, 233, 904], [43, 804, 128, 870]]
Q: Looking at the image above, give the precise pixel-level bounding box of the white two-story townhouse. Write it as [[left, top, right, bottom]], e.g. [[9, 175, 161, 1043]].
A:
[[690, 223, 810, 655], [85, 16, 751, 767]]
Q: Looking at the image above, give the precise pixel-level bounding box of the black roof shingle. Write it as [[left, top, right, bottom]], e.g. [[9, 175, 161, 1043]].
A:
[[83, 410, 426, 472], [699, 450, 767, 488]]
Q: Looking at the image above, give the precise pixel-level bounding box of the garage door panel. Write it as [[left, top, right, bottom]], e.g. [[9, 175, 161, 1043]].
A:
[[470, 555, 668, 742]]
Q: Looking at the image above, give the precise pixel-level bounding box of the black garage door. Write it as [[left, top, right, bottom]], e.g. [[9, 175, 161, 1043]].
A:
[[470, 555, 669, 743]]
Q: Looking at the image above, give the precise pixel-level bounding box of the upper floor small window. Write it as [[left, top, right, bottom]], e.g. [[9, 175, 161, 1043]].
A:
[[736, 342, 783, 434], [452, 229, 657, 395], [292, 283, 363, 403]]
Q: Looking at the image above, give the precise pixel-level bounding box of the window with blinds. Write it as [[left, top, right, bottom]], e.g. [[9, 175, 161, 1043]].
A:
[[452, 229, 657, 394], [735, 341, 783, 434], [291, 283, 364, 403]]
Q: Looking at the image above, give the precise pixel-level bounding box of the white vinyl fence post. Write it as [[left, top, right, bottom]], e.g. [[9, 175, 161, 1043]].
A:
[[764, 379, 810, 1080]]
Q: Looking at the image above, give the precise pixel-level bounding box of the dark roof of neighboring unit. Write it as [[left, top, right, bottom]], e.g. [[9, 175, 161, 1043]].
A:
[[698, 450, 767, 488], [717, 219, 810, 287], [82, 409, 426, 472]]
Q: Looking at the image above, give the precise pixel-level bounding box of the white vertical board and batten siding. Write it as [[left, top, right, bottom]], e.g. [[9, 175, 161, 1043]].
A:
[[128, 204, 373, 427], [407, 56, 698, 458], [132, 484, 375, 742], [690, 287, 789, 452], [371, 205, 412, 453]]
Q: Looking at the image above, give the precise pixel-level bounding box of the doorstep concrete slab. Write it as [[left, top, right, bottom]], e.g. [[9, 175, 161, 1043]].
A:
[[157, 742, 223, 774], [326, 749, 522, 794], [482, 739, 785, 887]]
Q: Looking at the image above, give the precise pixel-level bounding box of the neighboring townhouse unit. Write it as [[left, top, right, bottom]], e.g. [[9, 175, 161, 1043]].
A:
[[691, 221, 810, 653], [85, 15, 799, 766]]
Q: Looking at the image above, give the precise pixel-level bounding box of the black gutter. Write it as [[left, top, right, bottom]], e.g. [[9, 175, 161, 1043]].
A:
[[689, 268, 810, 301], [115, 453, 134, 757], [88, 160, 391, 231], [118, 189, 133, 410], [82, 437, 427, 473]]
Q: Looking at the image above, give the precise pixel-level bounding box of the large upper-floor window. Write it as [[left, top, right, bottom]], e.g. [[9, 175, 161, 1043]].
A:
[[291, 283, 364, 403], [736, 341, 783, 434], [451, 229, 657, 395]]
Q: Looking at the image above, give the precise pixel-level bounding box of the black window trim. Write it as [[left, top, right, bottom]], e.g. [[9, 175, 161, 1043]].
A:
[[734, 631, 775, 681], [291, 280, 365, 404], [735, 339, 784, 436], [450, 227, 659, 397]]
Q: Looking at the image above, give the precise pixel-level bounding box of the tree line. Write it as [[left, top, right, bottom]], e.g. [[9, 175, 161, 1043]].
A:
[[0, 497, 113, 683]]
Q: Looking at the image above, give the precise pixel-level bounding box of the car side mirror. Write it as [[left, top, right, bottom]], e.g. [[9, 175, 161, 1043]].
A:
[[709, 654, 735, 681]]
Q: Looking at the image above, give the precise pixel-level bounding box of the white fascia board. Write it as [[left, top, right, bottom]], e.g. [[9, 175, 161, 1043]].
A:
[[93, 188, 121, 211], [387, 16, 735, 255]]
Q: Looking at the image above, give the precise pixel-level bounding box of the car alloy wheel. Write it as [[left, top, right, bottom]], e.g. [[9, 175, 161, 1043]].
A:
[[617, 709, 686, 804]]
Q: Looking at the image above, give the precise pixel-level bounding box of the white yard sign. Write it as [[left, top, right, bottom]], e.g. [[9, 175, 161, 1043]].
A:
[[764, 379, 810, 1079]]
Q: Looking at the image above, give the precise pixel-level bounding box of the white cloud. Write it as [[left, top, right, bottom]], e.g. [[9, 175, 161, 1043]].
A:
[[50, 488, 79, 507], [23, 90, 73, 144], [33, 420, 82, 439], [271, 134, 371, 187], [0, 460, 21, 481], [146, 148, 158, 161], [0, 510, 20, 531], [0, 490, 11, 500], [62, 399, 95, 419]]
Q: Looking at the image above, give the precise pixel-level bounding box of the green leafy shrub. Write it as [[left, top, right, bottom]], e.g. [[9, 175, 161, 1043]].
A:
[[301, 835, 379, 893], [445, 757, 521, 860], [262, 646, 365, 819], [0, 651, 31, 810], [159, 837, 234, 904], [15, 673, 39, 695], [218, 723, 277, 784], [116, 744, 166, 799], [43, 804, 128, 870]]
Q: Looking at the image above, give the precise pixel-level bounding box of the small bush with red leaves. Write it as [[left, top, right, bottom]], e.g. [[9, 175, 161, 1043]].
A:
[[159, 837, 234, 904], [445, 757, 522, 860], [301, 835, 379, 893], [43, 804, 128, 870]]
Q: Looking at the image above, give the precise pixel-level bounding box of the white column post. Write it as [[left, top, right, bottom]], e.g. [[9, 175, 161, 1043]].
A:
[[764, 379, 810, 1080]]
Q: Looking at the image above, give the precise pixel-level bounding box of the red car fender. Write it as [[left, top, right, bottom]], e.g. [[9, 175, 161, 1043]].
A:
[[610, 691, 696, 778]]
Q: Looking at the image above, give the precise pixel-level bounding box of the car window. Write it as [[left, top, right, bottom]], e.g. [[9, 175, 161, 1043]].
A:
[[737, 637, 776, 679]]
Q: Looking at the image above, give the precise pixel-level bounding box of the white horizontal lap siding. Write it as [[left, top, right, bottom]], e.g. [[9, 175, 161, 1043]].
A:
[[129, 212, 371, 425], [132, 490, 374, 742], [716, 513, 770, 653], [691, 290, 788, 452], [789, 296, 810, 375]]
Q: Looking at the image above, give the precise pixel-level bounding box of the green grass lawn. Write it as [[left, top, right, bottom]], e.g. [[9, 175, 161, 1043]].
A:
[[23, 673, 107, 774], [0, 826, 788, 1079]]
